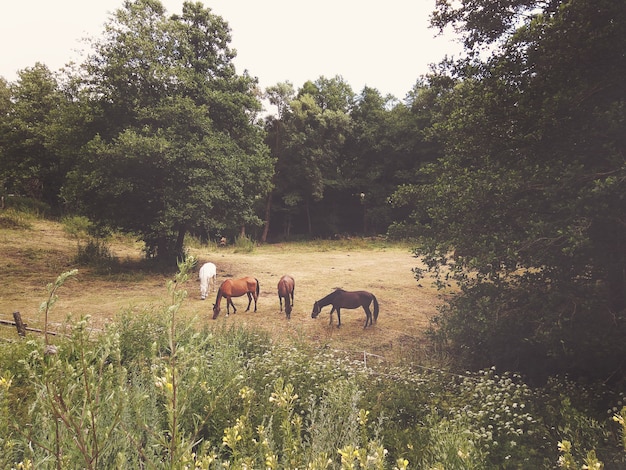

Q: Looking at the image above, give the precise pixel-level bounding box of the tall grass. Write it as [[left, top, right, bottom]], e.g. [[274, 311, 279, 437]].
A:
[[0, 261, 624, 468], [0, 208, 34, 230]]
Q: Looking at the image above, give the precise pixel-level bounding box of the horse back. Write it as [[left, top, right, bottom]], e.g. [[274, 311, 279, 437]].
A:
[[199, 262, 216, 278], [335, 290, 375, 309], [278, 275, 294, 295], [220, 276, 258, 297]]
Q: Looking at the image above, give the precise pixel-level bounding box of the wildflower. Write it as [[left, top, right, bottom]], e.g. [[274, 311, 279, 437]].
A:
[[558, 440, 572, 453], [395, 458, 409, 470]]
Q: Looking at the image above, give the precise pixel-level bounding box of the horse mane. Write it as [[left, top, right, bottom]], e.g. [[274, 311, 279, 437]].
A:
[[317, 289, 342, 305]]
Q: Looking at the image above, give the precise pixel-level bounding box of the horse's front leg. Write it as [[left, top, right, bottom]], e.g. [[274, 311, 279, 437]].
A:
[[228, 298, 236, 315], [329, 306, 336, 325], [245, 292, 253, 312], [336, 308, 342, 328]]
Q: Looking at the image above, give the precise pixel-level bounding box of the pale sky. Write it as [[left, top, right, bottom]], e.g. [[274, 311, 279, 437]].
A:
[[1, 0, 462, 101]]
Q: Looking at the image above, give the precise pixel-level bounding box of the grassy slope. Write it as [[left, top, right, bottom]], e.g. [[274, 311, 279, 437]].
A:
[[0, 213, 444, 364]]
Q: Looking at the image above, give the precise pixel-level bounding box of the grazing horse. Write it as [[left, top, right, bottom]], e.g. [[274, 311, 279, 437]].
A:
[[311, 289, 379, 328], [199, 262, 217, 300], [213, 277, 260, 319], [277, 275, 295, 319]]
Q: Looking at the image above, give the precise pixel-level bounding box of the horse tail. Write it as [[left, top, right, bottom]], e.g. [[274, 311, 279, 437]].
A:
[[372, 294, 379, 322], [255, 278, 260, 297]]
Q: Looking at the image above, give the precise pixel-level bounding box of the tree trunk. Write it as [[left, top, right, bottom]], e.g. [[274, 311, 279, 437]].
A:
[[174, 224, 187, 261], [261, 191, 273, 243]]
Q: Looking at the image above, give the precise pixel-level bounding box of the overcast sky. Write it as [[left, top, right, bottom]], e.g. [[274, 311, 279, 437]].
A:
[[1, 0, 463, 100]]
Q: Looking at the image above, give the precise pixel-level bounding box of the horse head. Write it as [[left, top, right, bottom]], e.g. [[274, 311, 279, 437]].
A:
[[311, 301, 321, 318], [212, 304, 220, 319]]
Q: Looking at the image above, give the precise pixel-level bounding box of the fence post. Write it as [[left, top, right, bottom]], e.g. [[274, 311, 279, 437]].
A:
[[13, 311, 27, 337]]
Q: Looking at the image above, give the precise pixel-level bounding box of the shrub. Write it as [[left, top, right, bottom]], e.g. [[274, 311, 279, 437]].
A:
[[233, 234, 255, 253]]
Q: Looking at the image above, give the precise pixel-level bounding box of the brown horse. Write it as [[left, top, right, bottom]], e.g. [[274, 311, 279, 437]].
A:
[[213, 277, 260, 319], [311, 288, 379, 328], [277, 275, 295, 319]]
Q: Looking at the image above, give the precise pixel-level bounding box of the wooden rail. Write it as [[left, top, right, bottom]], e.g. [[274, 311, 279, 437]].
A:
[[0, 311, 59, 337]]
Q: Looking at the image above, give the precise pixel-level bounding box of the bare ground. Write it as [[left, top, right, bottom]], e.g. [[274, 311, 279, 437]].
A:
[[0, 216, 444, 363]]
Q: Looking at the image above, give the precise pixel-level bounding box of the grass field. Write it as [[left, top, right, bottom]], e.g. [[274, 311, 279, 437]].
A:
[[0, 212, 445, 364]]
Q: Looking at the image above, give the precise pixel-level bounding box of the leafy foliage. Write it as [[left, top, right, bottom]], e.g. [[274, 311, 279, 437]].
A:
[[60, 0, 273, 262], [396, 0, 626, 381]]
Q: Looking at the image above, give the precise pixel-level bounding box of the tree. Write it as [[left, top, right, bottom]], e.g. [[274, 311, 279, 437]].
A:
[[398, 0, 626, 380], [346, 83, 445, 236], [64, 0, 273, 260], [261, 81, 294, 242], [265, 76, 354, 238], [0, 64, 67, 206]]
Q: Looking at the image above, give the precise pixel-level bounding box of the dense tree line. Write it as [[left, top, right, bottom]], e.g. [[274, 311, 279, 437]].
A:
[[0, 0, 437, 249], [396, 0, 626, 381], [1, 0, 624, 382]]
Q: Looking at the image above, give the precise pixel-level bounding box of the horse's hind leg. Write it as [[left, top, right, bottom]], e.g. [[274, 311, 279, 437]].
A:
[[245, 292, 253, 311], [363, 306, 372, 328], [336, 308, 342, 328], [279, 295, 283, 312]]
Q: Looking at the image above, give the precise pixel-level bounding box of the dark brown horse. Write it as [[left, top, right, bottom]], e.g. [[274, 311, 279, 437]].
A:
[[277, 275, 295, 319], [311, 288, 379, 328], [213, 277, 260, 319]]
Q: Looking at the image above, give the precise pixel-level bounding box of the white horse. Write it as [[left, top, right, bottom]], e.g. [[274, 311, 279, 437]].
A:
[[199, 262, 217, 300]]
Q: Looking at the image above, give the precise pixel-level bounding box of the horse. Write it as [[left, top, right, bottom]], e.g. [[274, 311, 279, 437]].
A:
[[311, 288, 379, 328], [213, 277, 260, 319], [199, 262, 217, 300], [277, 275, 295, 319]]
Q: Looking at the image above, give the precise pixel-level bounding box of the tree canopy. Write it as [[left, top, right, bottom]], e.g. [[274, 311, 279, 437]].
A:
[[395, 0, 626, 380], [61, 0, 273, 260]]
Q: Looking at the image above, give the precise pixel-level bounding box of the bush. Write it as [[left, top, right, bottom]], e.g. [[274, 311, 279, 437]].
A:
[[233, 235, 255, 253]]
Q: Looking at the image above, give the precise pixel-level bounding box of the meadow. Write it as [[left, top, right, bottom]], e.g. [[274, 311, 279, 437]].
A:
[[0, 209, 624, 469], [0, 211, 437, 365]]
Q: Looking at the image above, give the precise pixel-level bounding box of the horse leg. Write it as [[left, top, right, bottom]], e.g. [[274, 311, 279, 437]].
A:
[[336, 308, 342, 328], [363, 306, 372, 328], [279, 294, 283, 312], [329, 306, 336, 325], [245, 292, 253, 311], [228, 297, 236, 316], [200, 279, 207, 300], [253, 291, 258, 312]]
